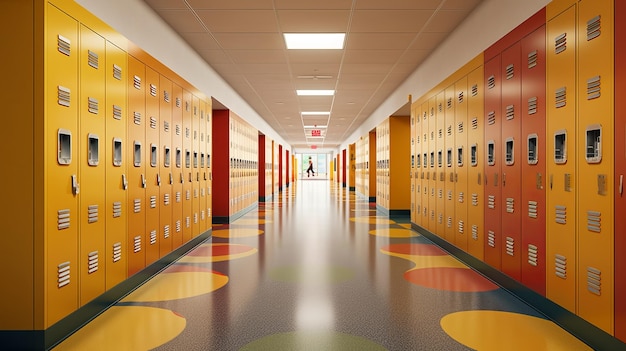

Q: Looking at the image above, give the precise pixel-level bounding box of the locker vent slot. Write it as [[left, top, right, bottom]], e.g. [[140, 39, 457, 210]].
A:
[[554, 131, 567, 164], [487, 141, 495, 165], [471, 193, 479, 206], [447, 148, 453, 167], [487, 75, 496, 89], [458, 91, 464, 104], [88, 97, 99, 114], [133, 199, 141, 213], [186, 127, 190, 138], [186, 190, 191, 201], [471, 225, 478, 241], [164, 225, 170, 239], [133, 111, 141, 125], [194, 105, 198, 115], [471, 84, 478, 96], [87, 50, 99, 69], [430, 131, 434, 141], [57, 261, 71, 288], [487, 111, 496, 125], [505, 64, 514, 80], [164, 90, 170, 103], [527, 50, 538, 69], [133, 141, 141, 167], [185, 101, 190, 112], [164, 121, 170, 132], [447, 217, 452, 228], [488, 195, 496, 209], [555, 205, 567, 224], [150, 84, 157, 97], [113, 105, 122, 120], [201, 187, 205, 197], [201, 210, 205, 220], [113, 64, 122, 80], [438, 129, 443, 139], [506, 198, 514, 213], [528, 201, 538, 219], [528, 97, 537, 115], [505, 105, 515, 120], [555, 254, 567, 279], [150, 116, 157, 129], [164, 146, 171, 167], [176, 191, 181, 203], [112, 242, 122, 262], [585, 125, 602, 163], [447, 125, 453, 136], [447, 98, 453, 109], [587, 76, 601, 100], [176, 220, 181, 232], [487, 231, 495, 247], [527, 134, 538, 165], [58, 129, 72, 165], [150, 230, 157, 245], [58, 86, 71, 107], [175, 125, 181, 136], [164, 193, 170, 206], [564, 174, 571, 192], [438, 213, 443, 224], [112, 201, 122, 218], [57, 34, 71, 56], [555, 33, 567, 54], [194, 189, 198, 198], [430, 210, 435, 221], [57, 209, 71, 230], [555, 87, 567, 108], [587, 211, 601, 233], [150, 196, 157, 208], [194, 213, 199, 224], [587, 266, 601, 295], [175, 148, 181, 168], [438, 103, 442, 113], [133, 235, 142, 253], [150, 144, 157, 167], [457, 146, 464, 167], [527, 244, 538, 266], [176, 97, 181, 108], [87, 134, 99, 166], [505, 237, 514, 256], [471, 144, 478, 166], [133, 75, 141, 90], [447, 190, 452, 200], [88, 251, 99, 274], [587, 15, 601, 41], [505, 138, 514, 165], [458, 122, 464, 134], [458, 192, 464, 203], [87, 205, 99, 223]]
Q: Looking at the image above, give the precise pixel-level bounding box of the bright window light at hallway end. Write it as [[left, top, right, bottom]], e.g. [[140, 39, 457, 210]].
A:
[[284, 33, 346, 49], [297, 90, 335, 96]]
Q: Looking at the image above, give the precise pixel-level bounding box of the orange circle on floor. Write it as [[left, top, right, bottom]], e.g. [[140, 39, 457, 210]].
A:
[[404, 267, 498, 292]]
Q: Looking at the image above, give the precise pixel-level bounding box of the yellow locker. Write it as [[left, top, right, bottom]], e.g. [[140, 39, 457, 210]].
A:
[[145, 66, 160, 265], [171, 83, 184, 249], [467, 65, 485, 260], [198, 98, 208, 233], [454, 76, 469, 251], [104, 41, 127, 289], [205, 100, 213, 232], [159, 74, 173, 258], [436, 92, 446, 237], [182, 89, 193, 243], [46, 3, 79, 326], [428, 98, 438, 232], [577, 0, 614, 333], [412, 103, 420, 226], [546, 3, 577, 313], [127, 55, 146, 276], [78, 24, 106, 305], [444, 85, 456, 243], [192, 95, 201, 236]]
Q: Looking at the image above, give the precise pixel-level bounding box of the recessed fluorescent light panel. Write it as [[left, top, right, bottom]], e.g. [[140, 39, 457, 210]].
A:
[[297, 90, 335, 96], [284, 33, 346, 49], [304, 125, 328, 129], [301, 112, 331, 116]]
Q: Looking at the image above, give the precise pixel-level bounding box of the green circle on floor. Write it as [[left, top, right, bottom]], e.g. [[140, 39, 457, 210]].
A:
[[239, 331, 387, 351], [269, 265, 355, 284]]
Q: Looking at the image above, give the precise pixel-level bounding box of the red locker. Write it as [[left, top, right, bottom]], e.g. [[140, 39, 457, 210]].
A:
[[159, 75, 173, 258], [144, 66, 160, 266]]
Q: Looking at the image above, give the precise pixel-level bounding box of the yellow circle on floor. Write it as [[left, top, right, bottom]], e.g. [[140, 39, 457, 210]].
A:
[[350, 217, 396, 224], [54, 306, 185, 350], [122, 270, 228, 302], [441, 310, 593, 350], [212, 228, 264, 238], [368, 228, 418, 238], [398, 223, 412, 229]]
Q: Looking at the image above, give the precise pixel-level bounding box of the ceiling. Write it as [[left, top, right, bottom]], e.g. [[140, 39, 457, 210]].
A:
[[142, 0, 484, 150]]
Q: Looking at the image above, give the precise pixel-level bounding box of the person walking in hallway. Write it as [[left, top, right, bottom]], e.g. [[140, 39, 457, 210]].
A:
[[306, 157, 315, 177]]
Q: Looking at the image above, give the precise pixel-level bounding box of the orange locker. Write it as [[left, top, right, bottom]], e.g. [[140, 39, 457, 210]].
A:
[[45, 4, 80, 326], [435, 92, 446, 237], [412, 103, 421, 226], [198, 99, 208, 234], [546, 3, 577, 313], [443, 85, 456, 243], [191, 96, 201, 236], [454, 76, 469, 251], [368, 130, 377, 202], [182, 89, 193, 242], [349, 144, 356, 191], [206, 104, 213, 228], [427, 98, 437, 232], [78, 24, 106, 305], [144, 66, 160, 266], [467, 65, 485, 260], [127, 57, 147, 276], [171, 83, 184, 249], [104, 41, 128, 289], [159, 75, 173, 257]]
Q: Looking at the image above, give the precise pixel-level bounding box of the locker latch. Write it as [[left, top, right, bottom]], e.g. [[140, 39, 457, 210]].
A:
[[122, 174, 128, 190], [502, 173, 506, 187], [71, 175, 79, 195], [141, 174, 146, 188], [620, 175, 624, 196], [180, 172, 184, 184], [169, 173, 174, 185], [157, 174, 161, 186], [204, 172, 207, 181]]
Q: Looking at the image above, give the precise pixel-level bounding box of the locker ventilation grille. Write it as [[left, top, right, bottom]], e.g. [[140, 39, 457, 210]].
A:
[[113, 105, 122, 120], [587, 15, 601, 41], [471, 118, 478, 129], [458, 122, 464, 134], [201, 188, 205, 197], [555, 205, 566, 224], [88, 50, 99, 69], [528, 201, 538, 219], [487, 231, 495, 248], [430, 210, 435, 221], [194, 213, 199, 224], [458, 91, 464, 103], [164, 193, 170, 206], [438, 103, 443, 112], [176, 191, 181, 203], [186, 216, 191, 228], [164, 121, 170, 132], [164, 225, 170, 239], [87, 205, 99, 223], [458, 192, 464, 203], [488, 195, 495, 209], [447, 126, 452, 136], [506, 198, 514, 213], [554, 254, 566, 278], [447, 190, 452, 200], [555, 87, 566, 108], [150, 230, 157, 245], [439, 129, 443, 138], [112, 242, 122, 262], [587, 267, 601, 295], [113, 64, 122, 80], [57, 209, 70, 230], [133, 199, 141, 213], [505, 105, 515, 120], [527, 244, 538, 266], [186, 190, 191, 200], [438, 189, 443, 199], [113, 202, 122, 218], [487, 111, 496, 125], [57, 261, 71, 288], [587, 211, 601, 232], [487, 75, 495, 89], [88, 251, 99, 274], [447, 217, 452, 228], [447, 98, 453, 109], [88, 97, 99, 114], [587, 76, 601, 100], [505, 237, 514, 256], [175, 125, 181, 135], [58, 86, 71, 107], [471, 84, 478, 96], [176, 97, 181, 108], [505, 64, 514, 80], [423, 111, 427, 120], [134, 112, 141, 125], [527, 50, 537, 69], [555, 33, 567, 54], [150, 84, 157, 97], [150, 196, 157, 208], [430, 107, 434, 116], [201, 210, 205, 220], [164, 90, 170, 103], [186, 128, 190, 138], [57, 35, 71, 56], [150, 116, 157, 129], [471, 193, 479, 206], [133, 236, 141, 253], [176, 220, 181, 232], [133, 75, 141, 90], [471, 225, 478, 240], [438, 213, 443, 224], [194, 189, 198, 198], [528, 97, 538, 115]]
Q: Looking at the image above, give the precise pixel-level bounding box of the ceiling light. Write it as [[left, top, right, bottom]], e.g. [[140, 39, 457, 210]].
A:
[[297, 90, 335, 96], [301, 111, 331, 116], [284, 33, 346, 49], [304, 125, 327, 129]]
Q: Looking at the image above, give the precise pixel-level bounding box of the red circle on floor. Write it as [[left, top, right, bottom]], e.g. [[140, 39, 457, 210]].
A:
[[383, 243, 448, 256], [404, 267, 498, 292]]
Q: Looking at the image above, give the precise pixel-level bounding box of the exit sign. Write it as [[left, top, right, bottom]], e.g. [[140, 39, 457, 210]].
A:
[[311, 145, 317, 149], [311, 129, 322, 136]]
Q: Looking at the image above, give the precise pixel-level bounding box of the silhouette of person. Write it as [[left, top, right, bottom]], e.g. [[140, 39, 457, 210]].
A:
[[306, 157, 315, 177]]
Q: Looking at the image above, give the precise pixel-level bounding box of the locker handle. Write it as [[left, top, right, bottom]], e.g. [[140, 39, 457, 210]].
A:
[[157, 174, 161, 186], [71, 175, 80, 195], [169, 173, 173, 185], [502, 172, 506, 187], [122, 174, 128, 190], [141, 174, 146, 188], [180, 172, 184, 184], [204, 172, 207, 181], [620, 175, 623, 196], [550, 174, 553, 190]]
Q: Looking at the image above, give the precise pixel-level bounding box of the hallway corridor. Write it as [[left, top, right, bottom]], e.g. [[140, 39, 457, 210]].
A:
[[55, 180, 594, 350]]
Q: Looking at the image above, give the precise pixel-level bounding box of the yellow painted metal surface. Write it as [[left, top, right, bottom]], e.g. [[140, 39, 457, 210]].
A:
[[444, 84, 456, 243], [171, 83, 184, 250], [454, 76, 469, 252], [436, 92, 446, 237], [145, 66, 161, 265], [389, 117, 411, 211], [182, 89, 193, 243], [159, 75, 173, 257], [191, 95, 201, 235]]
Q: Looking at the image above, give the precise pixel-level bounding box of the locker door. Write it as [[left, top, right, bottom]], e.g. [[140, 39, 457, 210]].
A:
[[145, 66, 160, 266], [206, 101, 213, 231], [484, 54, 502, 270], [428, 98, 437, 232], [500, 42, 522, 281], [78, 25, 106, 305], [182, 90, 193, 243], [414, 104, 422, 227], [411, 107, 417, 224], [436, 92, 446, 237], [198, 99, 208, 233], [444, 85, 456, 243], [520, 25, 547, 295], [159, 75, 173, 258], [546, 4, 577, 312], [577, 0, 614, 333], [420, 104, 429, 230], [190, 96, 199, 232], [467, 66, 485, 260], [171, 83, 184, 249], [46, 4, 79, 326], [104, 41, 128, 289], [127, 55, 146, 276], [455, 77, 469, 251]]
